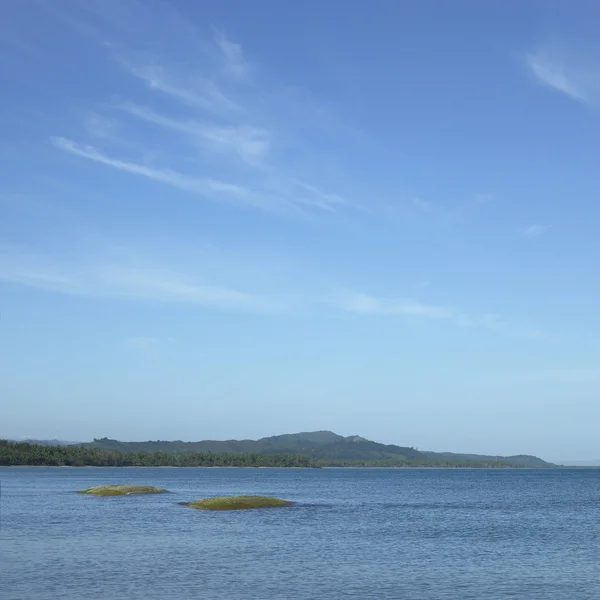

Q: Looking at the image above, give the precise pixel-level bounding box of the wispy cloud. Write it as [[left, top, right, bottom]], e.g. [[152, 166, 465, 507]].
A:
[[117, 102, 270, 164], [52, 136, 262, 204], [331, 290, 544, 339], [99, 264, 276, 311], [125, 63, 243, 115], [522, 224, 548, 238], [52, 136, 345, 215], [0, 246, 84, 294], [0, 246, 539, 338], [213, 28, 249, 80], [41, 3, 352, 218], [0, 246, 280, 313], [525, 50, 599, 106], [335, 291, 455, 320], [290, 180, 348, 211]]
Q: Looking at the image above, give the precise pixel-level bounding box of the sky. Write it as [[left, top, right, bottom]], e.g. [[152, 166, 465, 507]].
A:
[[1, 0, 599, 462]]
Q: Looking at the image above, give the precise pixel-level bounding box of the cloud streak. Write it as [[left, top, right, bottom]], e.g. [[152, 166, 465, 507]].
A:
[[42, 6, 352, 218], [118, 102, 270, 164], [52, 136, 253, 202], [0, 246, 280, 313], [335, 292, 455, 320], [522, 224, 548, 238], [213, 28, 250, 80], [126, 63, 243, 115], [52, 136, 346, 215], [0, 246, 537, 338], [525, 50, 600, 106], [331, 291, 544, 339]]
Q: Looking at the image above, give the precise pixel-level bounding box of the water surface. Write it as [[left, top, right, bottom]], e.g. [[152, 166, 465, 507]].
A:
[[2, 467, 599, 599]]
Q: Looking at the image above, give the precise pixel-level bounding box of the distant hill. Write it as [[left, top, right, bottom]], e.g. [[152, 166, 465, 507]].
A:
[[81, 431, 423, 462], [78, 431, 555, 468], [423, 451, 553, 468]]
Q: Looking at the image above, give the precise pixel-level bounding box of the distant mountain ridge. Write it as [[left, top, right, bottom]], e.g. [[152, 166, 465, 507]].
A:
[[78, 431, 555, 468]]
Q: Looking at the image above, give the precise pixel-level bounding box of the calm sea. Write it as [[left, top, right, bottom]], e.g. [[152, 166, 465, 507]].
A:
[[1, 467, 599, 599]]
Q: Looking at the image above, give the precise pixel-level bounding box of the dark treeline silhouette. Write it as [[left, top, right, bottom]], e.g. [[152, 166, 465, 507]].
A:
[[0, 440, 320, 468], [0, 440, 550, 468]]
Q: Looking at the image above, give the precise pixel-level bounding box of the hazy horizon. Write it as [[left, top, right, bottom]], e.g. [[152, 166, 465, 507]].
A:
[[1, 1, 599, 465]]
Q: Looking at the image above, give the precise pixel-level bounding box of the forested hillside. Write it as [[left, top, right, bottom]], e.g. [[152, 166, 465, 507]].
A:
[[82, 431, 426, 461], [80, 430, 554, 467], [423, 451, 552, 468]]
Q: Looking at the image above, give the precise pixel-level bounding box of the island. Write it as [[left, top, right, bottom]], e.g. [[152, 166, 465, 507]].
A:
[[183, 495, 292, 510]]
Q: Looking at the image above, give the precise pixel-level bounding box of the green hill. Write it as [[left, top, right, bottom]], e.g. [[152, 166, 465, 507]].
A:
[[81, 431, 423, 462], [78, 431, 554, 468], [423, 451, 553, 468]]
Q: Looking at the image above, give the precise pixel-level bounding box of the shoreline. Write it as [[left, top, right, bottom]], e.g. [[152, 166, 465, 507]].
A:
[[0, 464, 580, 470]]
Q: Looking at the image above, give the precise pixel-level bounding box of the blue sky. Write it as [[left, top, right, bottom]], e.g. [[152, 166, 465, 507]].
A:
[[1, 0, 599, 461]]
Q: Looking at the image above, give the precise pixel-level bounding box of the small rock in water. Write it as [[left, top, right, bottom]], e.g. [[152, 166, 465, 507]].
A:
[[184, 495, 292, 510], [77, 484, 164, 496]]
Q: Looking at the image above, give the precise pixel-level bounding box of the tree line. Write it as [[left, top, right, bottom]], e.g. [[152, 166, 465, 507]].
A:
[[0, 440, 321, 468], [0, 440, 545, 469]]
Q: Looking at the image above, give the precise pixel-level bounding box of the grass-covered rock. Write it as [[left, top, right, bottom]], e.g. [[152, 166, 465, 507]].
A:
[[77, 484, 164, 496], [184, 495, 292, 511]]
